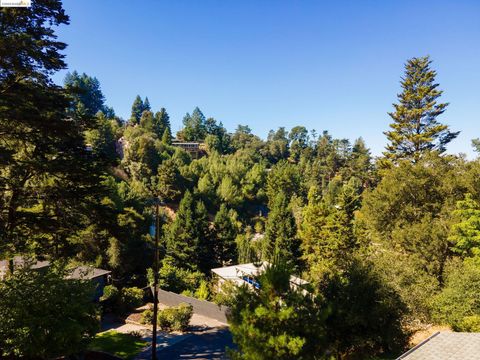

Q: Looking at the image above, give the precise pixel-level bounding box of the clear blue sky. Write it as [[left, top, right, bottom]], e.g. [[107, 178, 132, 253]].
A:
[[52, 0, 480, 157]]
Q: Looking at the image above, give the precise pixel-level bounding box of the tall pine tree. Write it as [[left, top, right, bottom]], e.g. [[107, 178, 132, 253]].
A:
[[166, 191, 211, 272], [129, 95, 144, 125], [213, 204, 238, 266], [264, 192, 300, 269], [383, 56, 459, 163], [0, 0, 108, 259]]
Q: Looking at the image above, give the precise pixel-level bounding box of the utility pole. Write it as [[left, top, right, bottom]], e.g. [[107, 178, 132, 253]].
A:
[[152, 200, 160, 360]]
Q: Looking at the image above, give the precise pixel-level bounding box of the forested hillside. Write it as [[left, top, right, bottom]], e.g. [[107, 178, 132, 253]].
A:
[[1, 1, 480, 359]]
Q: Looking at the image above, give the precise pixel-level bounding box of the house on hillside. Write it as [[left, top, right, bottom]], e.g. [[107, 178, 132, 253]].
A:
[[0, 257, 111, 301], [397, 332, 480, 359], [0, 256, 50, 280], [211, 261, 308, 292], [66, 266, 111, 301], [171, 139, 206, 158]]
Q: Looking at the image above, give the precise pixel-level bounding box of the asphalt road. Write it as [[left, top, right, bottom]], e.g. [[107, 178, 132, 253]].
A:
[[157, 327, 234, 360]]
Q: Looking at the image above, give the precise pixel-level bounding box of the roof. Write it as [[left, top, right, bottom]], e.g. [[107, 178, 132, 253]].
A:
[[0, 256, 50, 270], [397, 332, 480, 360], [211, 262, 308, 288], [67, 266, 111, 280]]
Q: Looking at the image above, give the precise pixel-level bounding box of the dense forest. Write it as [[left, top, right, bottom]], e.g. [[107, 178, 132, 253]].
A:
[[1, 1, 480, 359]]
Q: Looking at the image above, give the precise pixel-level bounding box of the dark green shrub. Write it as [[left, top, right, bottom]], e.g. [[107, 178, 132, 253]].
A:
[[147, 257, 206, 294], [100, 285, 120, 303], [157, 303, 193, 332], [432, 259, 480, 331], [141, 308, 154, 325], [120, 287, 144, 313]]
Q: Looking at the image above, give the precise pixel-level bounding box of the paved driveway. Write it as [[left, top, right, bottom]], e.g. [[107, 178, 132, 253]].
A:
[[156, 327, 234, 360]]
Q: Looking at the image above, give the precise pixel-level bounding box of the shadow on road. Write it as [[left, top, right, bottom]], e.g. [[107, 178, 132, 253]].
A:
[[157, 327, 234, 360]]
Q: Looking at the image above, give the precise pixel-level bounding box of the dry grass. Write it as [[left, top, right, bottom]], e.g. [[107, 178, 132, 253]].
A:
[[409, 324, 452, 346]]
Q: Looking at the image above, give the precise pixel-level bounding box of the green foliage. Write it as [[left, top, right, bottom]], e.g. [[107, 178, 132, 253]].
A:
[[383, 56, 459, 163], [119, 287, 144, 313], [150, 257, 206, 294], [0, 0, 109, 259], [300, 181, 360, 282], [180, 107, 207, 141], [267, 160, 304, 205], [64, 71, 108, 117], [213, 204, 239, 266], [141, 307, 154, 325], [359, 154, 466, 284], [227, 263, 329, 360], [166, 190, 213, 272], [449, 194, 480, 258], [321, 259, 409, 359], [157, 303, 193, 332], [264, 192, 300, 268], [130, 95, 149, 125], [85, 112, 118, 163], [101, 284, 120, 303], [0, 264, 99, 358], [195, 279, 210, 300], [432, 259, 480, 331]]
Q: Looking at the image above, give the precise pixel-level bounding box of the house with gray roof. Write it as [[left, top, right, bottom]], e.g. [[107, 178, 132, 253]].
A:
[[397, 332, 480, 359], [0, 257, 111, 301]]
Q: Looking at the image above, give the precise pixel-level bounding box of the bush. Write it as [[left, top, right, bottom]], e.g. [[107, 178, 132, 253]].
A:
[[147, 257, 206, 294], [157, 303, 193, 332], [141, 308, 154, 325], [195, 280, 210, 300], [432, 259, 480, 331], [120, 287, 144, 313], [460, 315, 480, 332], [100, 285, 120, 303]]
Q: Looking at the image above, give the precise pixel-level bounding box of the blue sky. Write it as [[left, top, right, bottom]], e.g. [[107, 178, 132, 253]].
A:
[[52, 0, 480, 157]]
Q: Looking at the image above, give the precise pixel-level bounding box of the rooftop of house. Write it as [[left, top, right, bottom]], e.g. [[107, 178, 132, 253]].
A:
[[0, 256, 50, 271], [66, 266, 111, 280], [397, 332, 480, 360], [211, 261, 308, 289], [0, 257, 110, 281]]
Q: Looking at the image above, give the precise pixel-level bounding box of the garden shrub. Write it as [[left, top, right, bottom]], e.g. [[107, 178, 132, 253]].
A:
[[147, 257, 205, 294], [459, 315, 480, 332], [120, 287, 144, 313], [99, 285, 120, 313], [195, 280, 210, 300], [157, 303, 193, 332], [141, 308, 154, 325], [432, 259, 480, 330], [100, 285, 119, 303]]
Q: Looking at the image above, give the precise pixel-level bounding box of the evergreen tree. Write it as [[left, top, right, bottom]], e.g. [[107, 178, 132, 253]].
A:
[[154, 158, 180, 202], [129, 95, 144, 125], [0, 0, 108, 259], [227, 263, 329, 360], [154, 108, 171, 139], [166, 191, 211, 272], [0, 265, 98, 358], [384, 56, 459, 163], [213, 204, 238, 266], [289, 126, 309, 162], [264, 192, 300, 268], [449, 194, 480, 259], [143, 96, 151, 111], [195, 201, 215, 273], [161, 126, 172, 145], [85, 112, 117, 163], [139, 110, 155, 131], [181, 107, 207, 141], [300, 190, 355, 282], [64, 71, 106, 118]]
